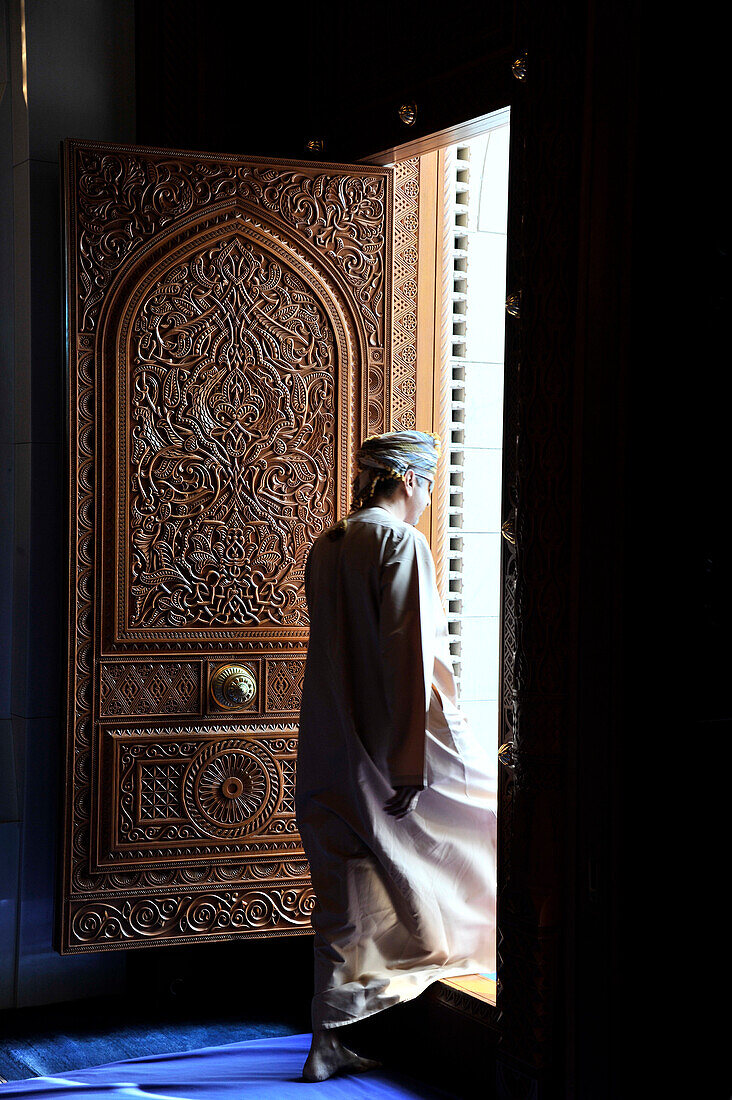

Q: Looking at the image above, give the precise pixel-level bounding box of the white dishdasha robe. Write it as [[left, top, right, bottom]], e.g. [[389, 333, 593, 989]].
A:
[[295, 505, 497, 1030]]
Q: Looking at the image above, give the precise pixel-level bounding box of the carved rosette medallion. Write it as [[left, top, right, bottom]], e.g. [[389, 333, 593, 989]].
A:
[[182, 739, 280, 840], [111, 727, 300, 857]]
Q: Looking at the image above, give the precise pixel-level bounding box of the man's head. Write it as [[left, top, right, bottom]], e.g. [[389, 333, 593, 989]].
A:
[[351, 430, 441, 525]]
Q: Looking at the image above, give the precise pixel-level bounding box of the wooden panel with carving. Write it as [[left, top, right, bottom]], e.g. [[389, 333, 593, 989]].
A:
[[390, 156, 419, 431], [100, 660, 203, 718], [94, 725, 300, 870], [60, 140, 393, 953], [108, 220, 348, 647], [264, 657, 305, 714]]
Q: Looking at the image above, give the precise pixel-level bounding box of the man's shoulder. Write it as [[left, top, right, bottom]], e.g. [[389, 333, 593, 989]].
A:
[[351, 510, 421, 547], [375, 520, 431, 565], [410, 526, 431, 550], [310, 511, 427, 555], [307, 525, 341, 560]]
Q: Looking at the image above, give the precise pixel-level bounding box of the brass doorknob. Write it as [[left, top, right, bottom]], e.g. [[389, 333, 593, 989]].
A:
[[210, 664, 257, 710]]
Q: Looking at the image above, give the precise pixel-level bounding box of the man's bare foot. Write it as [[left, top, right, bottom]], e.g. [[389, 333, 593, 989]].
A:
[[302, 1028, 382, 1082]]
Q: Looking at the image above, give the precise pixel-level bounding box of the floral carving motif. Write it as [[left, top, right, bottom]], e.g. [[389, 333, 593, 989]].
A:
[[127, 236, 333, 630], [75, 149, 386, 344], [70, 886, 316, 946]]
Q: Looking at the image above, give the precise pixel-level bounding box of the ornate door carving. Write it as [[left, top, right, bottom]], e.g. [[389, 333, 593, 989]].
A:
[[59, 140, 392, 952]]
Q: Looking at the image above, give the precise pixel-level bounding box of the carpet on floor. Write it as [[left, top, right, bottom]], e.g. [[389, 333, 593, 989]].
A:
[[0, 1019, 298, 1082], [0, 1033, 458, 1099]]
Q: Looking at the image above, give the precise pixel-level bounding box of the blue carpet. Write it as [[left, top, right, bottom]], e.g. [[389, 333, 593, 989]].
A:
[[0, 1019, 298, 1083], [0, 1033, 458, 1098], [0, 986, 309, 1085]]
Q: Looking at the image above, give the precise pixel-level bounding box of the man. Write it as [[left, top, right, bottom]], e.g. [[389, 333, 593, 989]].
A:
[[296, 430, 497, 1083]]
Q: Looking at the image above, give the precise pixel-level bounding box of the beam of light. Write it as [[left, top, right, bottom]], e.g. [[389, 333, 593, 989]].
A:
[[20, 0, 28, 107]]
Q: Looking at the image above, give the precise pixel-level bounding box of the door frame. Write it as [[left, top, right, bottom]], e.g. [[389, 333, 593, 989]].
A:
[[352, 28, 586, 1091]]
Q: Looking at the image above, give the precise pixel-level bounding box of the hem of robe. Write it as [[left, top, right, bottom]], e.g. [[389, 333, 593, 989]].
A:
[[313, 958, 495, 1030]]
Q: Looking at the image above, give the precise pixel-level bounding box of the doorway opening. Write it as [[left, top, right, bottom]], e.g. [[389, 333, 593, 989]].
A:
[[365, 107, 511, 1008]]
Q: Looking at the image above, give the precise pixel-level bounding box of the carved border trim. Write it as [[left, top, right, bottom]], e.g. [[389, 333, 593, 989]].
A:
[[67, 885, 316, 950], [390, 157, 419, 430]]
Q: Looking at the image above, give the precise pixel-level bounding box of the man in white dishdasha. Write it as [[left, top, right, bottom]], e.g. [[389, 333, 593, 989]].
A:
[[296, 430, 497, 1083]]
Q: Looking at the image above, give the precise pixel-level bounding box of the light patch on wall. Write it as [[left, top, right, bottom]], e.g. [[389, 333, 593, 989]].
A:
[[19, 0, 27, 107]]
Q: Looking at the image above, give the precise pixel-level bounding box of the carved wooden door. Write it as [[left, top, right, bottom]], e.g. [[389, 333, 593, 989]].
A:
[[59, 140, 392, 953]]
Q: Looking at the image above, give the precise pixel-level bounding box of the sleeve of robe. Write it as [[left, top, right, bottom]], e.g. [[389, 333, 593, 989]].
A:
[[379, 527, 437, 789]]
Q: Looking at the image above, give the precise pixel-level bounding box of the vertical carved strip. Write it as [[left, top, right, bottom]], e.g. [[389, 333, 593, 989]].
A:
[[391, 157, 419, 431], [432, 148, 456, 607]]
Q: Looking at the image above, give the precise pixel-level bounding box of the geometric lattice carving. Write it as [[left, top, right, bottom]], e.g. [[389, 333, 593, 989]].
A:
[[277, 758, 296, 815], [265, 658, 305, 712], [112, 729, 299, 859], [100, 662, 200, 717], [139, 762, 186, 820], [390, 156, 419, 431]]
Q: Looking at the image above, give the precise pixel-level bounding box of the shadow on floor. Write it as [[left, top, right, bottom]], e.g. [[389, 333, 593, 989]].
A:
[[0, 937, 313, 1082], [0, 939, 488, 1098]]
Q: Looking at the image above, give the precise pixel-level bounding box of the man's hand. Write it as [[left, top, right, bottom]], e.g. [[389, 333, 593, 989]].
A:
[[384, 785, 422, 818]]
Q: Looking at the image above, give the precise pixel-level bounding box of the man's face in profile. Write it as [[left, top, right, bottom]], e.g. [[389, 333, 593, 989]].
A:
[[404, 471, 434, 526]]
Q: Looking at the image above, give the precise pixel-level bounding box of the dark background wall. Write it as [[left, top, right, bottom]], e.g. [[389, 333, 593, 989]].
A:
[[0, 0, 722, 1095], [133, 0, 516, 162], [1, 0, 135, 1010], [0, 0, 320, 1020]]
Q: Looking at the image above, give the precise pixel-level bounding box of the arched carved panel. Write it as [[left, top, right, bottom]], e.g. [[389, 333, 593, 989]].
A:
[[110, 224, 348, 645], [60, 140, 393, 953], [126, 238, 333, 633]]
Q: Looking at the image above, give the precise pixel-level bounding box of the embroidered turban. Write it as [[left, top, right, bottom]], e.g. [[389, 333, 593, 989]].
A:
[[327, 431, 442, 539], [355, 430, 441, 480], [350, 430, 441, 511], [354, 429, 440, 487]]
